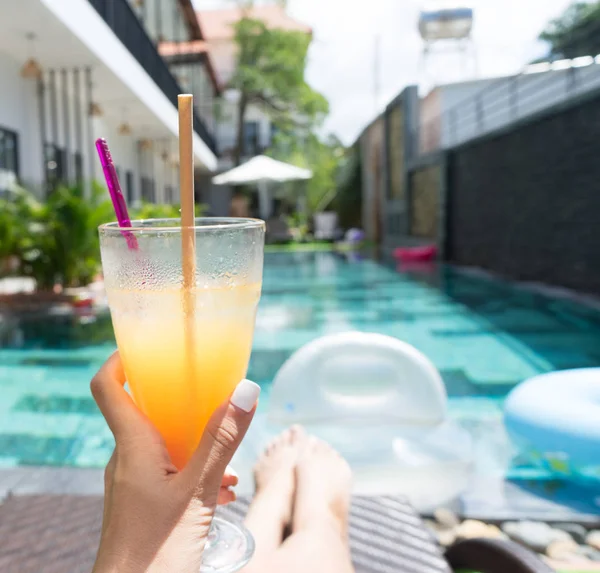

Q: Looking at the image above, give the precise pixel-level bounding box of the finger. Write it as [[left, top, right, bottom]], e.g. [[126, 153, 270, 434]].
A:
[[180, 379, 260, 497], [90, 351, 144, 440], [217, 487, 237, 505], [222, 466, 239, 488]]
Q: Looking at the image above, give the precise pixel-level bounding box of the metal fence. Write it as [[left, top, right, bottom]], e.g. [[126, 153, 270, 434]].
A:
[[87, 0, 217, 154], [421, 58, 600, 153]]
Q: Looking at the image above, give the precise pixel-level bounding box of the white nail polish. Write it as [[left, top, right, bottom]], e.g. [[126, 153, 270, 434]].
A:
[[230, 379, 260, 412], [226, 465, 238, 478]]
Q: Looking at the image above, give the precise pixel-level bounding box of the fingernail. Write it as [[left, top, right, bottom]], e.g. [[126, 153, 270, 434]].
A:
[[230, 379, 260, 413], [226, 465, 238, 479]]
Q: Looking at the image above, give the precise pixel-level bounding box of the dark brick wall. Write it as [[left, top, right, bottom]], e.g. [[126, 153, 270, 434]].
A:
[[446, 94, 600, 296]]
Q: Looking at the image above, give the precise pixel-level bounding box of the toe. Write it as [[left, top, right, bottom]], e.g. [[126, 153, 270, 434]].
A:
[[280, 428, 293, 446], [266, 434, 283, 454], [285, 426, 301, 445], [308, 434, 320, 449], [289, 424, 305, 443]]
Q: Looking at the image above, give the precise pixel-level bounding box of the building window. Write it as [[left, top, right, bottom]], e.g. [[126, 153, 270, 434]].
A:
[[243, 121, 259, 156], [45, 143, 65, 193], [141, 176, 149, 202], [0, 127, 19, 195], [165, 185, 174, 204], [269, 123, 279, 148], [73, 152, 83, 186], [125, 170, 134, 204], [141, 176, 156, 203]]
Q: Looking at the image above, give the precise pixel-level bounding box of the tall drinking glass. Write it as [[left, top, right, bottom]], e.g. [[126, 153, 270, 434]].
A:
[[99, 218, 265, 572]]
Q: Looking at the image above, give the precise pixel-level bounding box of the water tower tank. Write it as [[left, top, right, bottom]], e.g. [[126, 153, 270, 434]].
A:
[[419, 2, 473, 41]]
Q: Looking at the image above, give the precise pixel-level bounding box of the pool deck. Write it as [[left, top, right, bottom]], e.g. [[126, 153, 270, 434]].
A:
[[0, 467, 103, 498], [2, 467, 600, 526]]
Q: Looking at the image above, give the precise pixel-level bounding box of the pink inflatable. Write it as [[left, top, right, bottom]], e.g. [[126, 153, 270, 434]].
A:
[[393, 245, 438, 263]]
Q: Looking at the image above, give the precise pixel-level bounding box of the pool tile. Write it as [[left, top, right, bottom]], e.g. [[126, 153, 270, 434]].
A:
[[0, 412, 81, 438], [0, 434, 79, 466], [18, 357, 93, 368], [439, 369, 477, 396], [247, 349, 293, 381], [14, 395, 100, 416]]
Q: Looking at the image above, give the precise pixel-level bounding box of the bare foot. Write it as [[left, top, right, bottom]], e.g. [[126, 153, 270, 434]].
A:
[[293, 435, 352, 538], [255, 425, 305, 502], [245, 426, 305, 544]]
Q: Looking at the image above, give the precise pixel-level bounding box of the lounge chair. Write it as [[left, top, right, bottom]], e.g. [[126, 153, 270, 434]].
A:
[[0, 493, 555, 572], [221, 496, 555, 573], [314, 211, 340, 241], [265, 215, 292, 244]]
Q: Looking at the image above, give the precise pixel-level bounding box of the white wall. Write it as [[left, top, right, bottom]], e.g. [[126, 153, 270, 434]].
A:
[[92, 117, 139, 200], [0, 48, 182, 205], [0, 51, 44, 194]]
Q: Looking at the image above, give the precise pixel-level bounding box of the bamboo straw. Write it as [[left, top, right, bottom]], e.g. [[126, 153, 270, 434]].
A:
[[179, 95, 197, 447], [178, 94, 196, 294]]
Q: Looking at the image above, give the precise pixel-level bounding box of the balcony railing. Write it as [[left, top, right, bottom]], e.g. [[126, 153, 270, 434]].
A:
[[87, 0, 217, 155]]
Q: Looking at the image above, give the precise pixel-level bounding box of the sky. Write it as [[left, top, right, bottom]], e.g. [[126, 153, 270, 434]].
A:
[[194, 0, 576, 144]]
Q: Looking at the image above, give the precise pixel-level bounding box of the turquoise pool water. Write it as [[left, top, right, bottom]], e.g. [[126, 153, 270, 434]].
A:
[[1, 251, 600, 483]]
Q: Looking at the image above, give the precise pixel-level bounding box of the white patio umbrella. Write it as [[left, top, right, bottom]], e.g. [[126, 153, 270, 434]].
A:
[[212, 155, 312, 220]]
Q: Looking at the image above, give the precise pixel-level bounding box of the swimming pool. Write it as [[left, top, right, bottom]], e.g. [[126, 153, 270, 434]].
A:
[[1, 251, 600, 505]]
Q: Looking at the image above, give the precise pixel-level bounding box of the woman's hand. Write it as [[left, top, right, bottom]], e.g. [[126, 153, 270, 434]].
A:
[[91, 352, 260, 573]]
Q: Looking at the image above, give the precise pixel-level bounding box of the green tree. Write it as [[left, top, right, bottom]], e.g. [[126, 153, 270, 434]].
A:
[[0, 183, 209, 289], [269, 130, 346, 214], [230, 16, 328, 165], [18, 182, 114, 289], [539, 1, 600, 59], [0, 187, 37, 266]]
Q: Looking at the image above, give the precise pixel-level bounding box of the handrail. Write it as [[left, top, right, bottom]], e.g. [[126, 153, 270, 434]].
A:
[[420, 59, 600, 154]]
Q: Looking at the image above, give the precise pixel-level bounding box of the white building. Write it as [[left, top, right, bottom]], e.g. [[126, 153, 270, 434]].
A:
[[0, 0, 218, 204]]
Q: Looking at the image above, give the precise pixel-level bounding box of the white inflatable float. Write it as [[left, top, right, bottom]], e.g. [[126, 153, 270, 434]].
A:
[[504, 368, 600, 481], [236, 332, 474, 512]]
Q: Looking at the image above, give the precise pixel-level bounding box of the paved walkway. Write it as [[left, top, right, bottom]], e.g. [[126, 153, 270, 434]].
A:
[[0, 467, 103, 500]]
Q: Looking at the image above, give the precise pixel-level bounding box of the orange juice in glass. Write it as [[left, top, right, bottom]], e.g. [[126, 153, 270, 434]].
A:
[[99, 217, 264, 572], [106, 283, 261, 468]]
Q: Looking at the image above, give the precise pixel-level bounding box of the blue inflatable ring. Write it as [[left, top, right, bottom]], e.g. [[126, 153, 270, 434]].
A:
[[504, 368, 600, 479]]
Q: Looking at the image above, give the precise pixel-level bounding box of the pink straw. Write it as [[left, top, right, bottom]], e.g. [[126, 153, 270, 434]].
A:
[[95, 138, 138, 250]]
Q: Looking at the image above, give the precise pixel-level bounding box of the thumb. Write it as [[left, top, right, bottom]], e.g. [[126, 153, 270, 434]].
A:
[[180, 379, 260, 498]]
